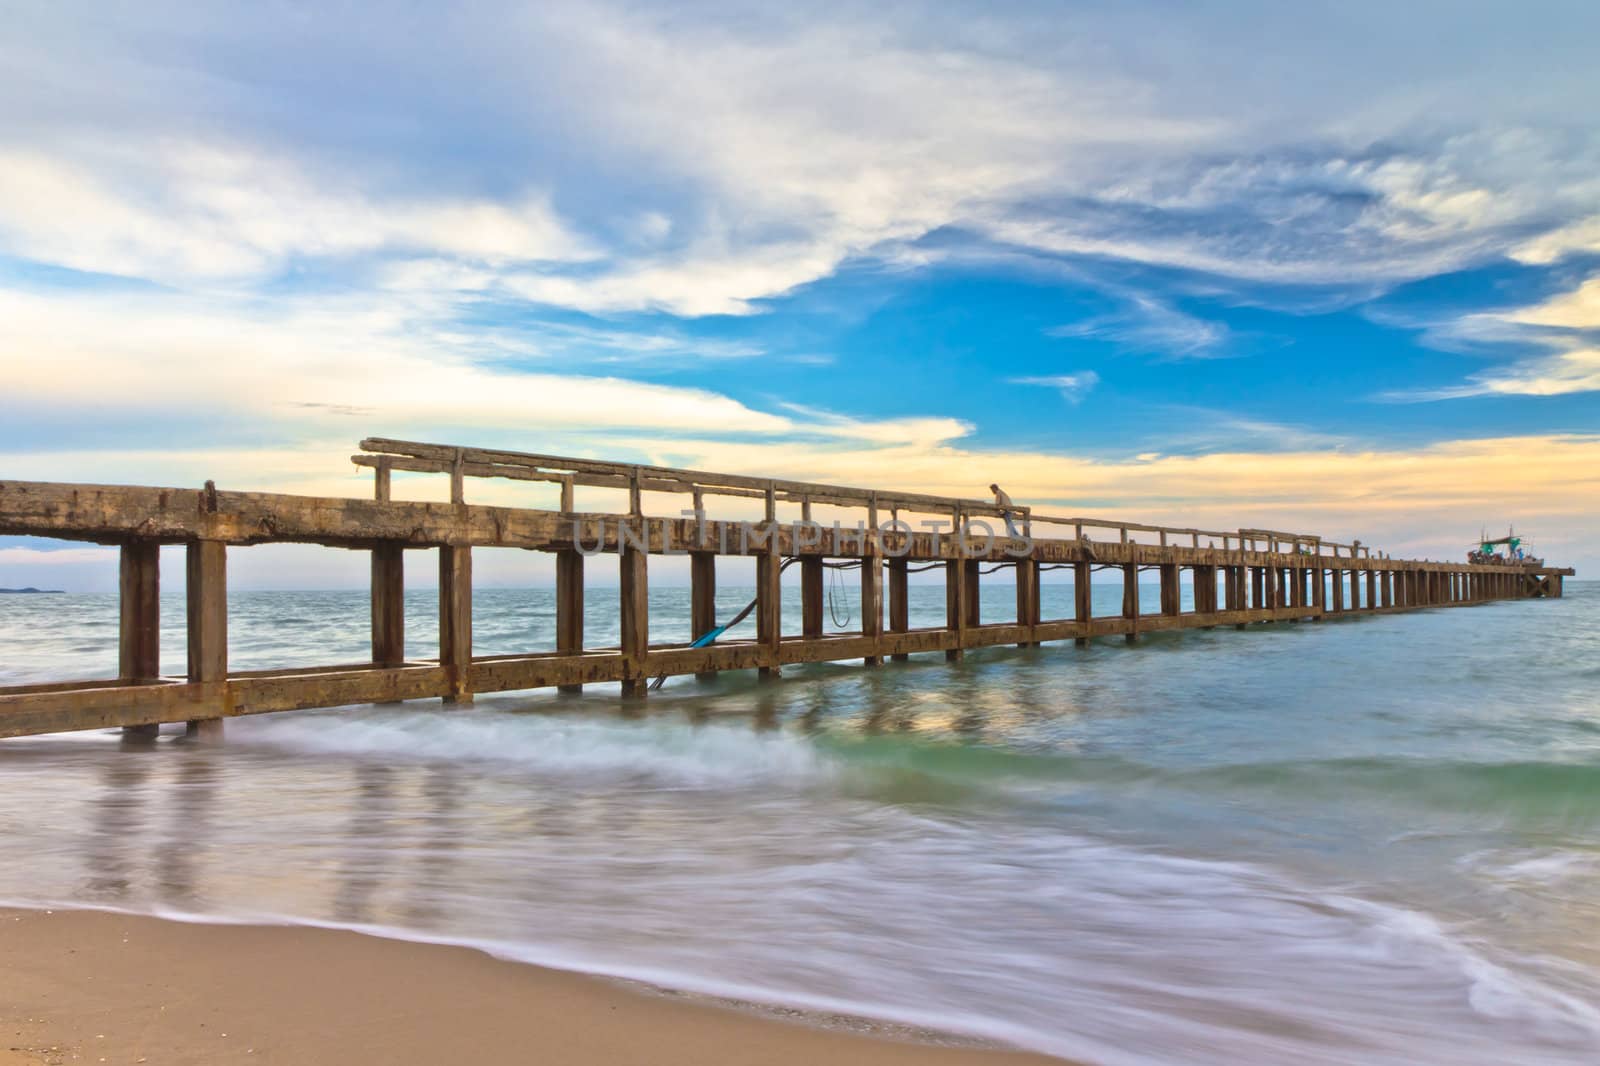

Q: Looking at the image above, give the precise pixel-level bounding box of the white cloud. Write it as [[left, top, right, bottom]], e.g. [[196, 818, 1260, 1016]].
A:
[[1048, 296, 1229, 358], [0, 145, 592, 284], [1010, 372, 1101, 404], [1391, 276, 1600, 400]]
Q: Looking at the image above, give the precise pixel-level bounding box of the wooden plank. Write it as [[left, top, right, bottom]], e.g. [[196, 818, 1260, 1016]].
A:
[[755, 549, 780, 678], [439, 545, 472, 704]]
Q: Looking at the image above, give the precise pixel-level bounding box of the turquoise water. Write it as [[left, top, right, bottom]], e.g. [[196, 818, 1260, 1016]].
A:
[[1, 582, 1597, 1064]]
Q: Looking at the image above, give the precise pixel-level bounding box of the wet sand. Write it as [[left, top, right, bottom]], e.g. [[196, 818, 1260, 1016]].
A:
[[0, 907, 1070, 1066]]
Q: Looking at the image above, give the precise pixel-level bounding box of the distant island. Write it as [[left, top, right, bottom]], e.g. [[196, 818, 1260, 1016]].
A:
[[0, 587, 64, 594]]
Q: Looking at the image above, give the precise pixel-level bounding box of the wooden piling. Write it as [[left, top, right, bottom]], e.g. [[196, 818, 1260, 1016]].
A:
[[620, 541, 649, 695], [801, 556, 824, 639], [888, 557, 909, 662], [556, 549, 584, 692], [861, 555, 884, 665], [1122, 563, 1140, 642], [945, 559, 966, 661], [690, 551, 716, 680], [371, 543, 405, 668], [439, 545, 472, 704], [185, 540, 227, 738], [119, 541, 161, 737], [756, 548, 780, 678], [1015, 558, 1039, 648], [1073, 561, 1092, 645], [1160, 563, 1180, 616]]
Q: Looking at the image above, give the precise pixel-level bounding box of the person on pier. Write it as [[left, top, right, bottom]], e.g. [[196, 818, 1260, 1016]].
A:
[[991, 484, 1021, 538]]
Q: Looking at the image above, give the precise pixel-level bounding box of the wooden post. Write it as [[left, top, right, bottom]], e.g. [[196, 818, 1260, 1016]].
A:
[[964, 558, 981, 629], [556, 549, 584, 692], [439, 545, 472, 704], [801, 557, 824, 638], [756, 548, 780, 678], [861, 556, 884, 666], [1349, 567, 1362, 611], [1015, 558, 1039, 648], [185, 540, 227, 739], [371, 543, 405, 667], [690, 551, 716, 680], [1252, 566, 1265, 610], [1160, 563, 1180, 616], [1382, 570, 1393, 608], [1366, 570, 1377, 609], [620, 542, 649, 694], [1331, 567, 1345, 612], [945, 558, 966, 661], [119, 541, 161, 737], [888, 557, 909, 662], [1073, 560, 1092, 645], [1122, 562, 1140, 642], [1310, 564, 1325, 617]]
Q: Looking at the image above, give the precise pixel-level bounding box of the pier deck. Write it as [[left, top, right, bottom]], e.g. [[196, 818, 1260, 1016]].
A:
[[0, 439, 1574, 739]]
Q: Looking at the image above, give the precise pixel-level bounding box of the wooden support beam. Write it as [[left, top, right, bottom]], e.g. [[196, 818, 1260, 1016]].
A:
[[964, 558, 981, 629], [690, 551, 716, 680], [945, 558, 966, 661], [756, 549, 780, 678], [1366, 570, 1377, 609], [370, 543, 405, 667], [1382, 570, 1393, 608], [1331, 567, 1345, 612], [888, 557, 909, 662], [620, 543, 649, 695], [1159, 563, 1180, 616], [1349, 567, 1362, 611], [185, 540, 227, 739], [1015, 558, 1039, 648], [1251, 566, 1265, 611], [119, 541, 161, 737], [861, 554, 883, 665], [801, 556, 824, 638], [1073, 560, 1092, 646], [439, 545, 472, 704], [556, 549, 584, 692], [1122, 562, 1140, 642]]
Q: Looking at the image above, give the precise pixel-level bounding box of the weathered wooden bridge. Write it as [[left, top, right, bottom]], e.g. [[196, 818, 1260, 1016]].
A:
[[0, 439, 1573, 740]]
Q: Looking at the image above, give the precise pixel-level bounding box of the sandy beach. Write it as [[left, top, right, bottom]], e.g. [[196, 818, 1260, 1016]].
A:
[[0, 907, 1068, 1066]]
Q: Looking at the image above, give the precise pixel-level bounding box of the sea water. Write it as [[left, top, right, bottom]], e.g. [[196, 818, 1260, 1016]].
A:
[[1, 582, 1597, 1064]]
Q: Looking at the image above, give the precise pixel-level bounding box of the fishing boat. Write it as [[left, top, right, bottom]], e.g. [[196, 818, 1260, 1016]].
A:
[[1468, 528, 1543, 567]]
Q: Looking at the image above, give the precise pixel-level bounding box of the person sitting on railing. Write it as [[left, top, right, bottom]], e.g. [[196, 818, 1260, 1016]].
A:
[[990, 484, 1021, 538]]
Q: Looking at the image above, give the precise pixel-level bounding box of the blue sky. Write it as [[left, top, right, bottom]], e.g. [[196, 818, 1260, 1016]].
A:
[[2, 1, 1598, 587]]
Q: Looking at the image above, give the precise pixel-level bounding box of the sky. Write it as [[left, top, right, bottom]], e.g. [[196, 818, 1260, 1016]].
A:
[[2, 0, 1598, 589]]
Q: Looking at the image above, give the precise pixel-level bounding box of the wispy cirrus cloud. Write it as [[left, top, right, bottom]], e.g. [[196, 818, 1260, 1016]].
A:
[[1384, 276, 1600, 401], [1047, 295, 1230, 359], [1009, 372, 1101, 404]]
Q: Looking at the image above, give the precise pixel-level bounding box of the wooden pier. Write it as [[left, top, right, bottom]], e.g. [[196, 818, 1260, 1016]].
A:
[[0, 438, 1574, 740]]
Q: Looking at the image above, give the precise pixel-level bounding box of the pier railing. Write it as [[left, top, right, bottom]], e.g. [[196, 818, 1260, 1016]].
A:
[[0, 439, 1572, 740]]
